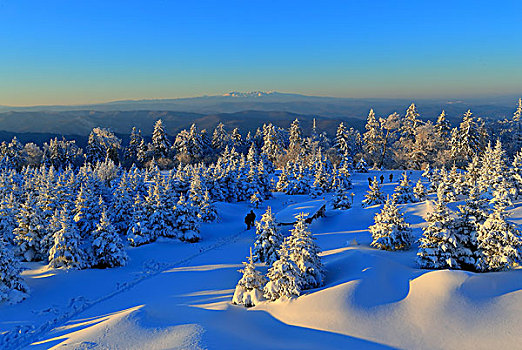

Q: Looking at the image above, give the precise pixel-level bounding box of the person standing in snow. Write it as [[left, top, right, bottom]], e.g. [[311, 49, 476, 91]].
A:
[[389, 173, 393, 183], [245, 210, 256, 230], [380, 174, 384, 184], [367, 177, 372, 186]]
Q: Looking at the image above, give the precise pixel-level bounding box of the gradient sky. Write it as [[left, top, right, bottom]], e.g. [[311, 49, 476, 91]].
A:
[[1, 0, 521, 106]]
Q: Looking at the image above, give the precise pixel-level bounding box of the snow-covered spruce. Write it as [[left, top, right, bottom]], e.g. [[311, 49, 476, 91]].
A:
[[413, 179, 427, 201], [127, 194, 155, 247], [332, 186, 353, 210], [91, 208, 128, 268], [263, 254, 302, 301], [362, 177, 385, 208], [49, 205, 88, 269], [0, 239, 29, 304], [13, 194, 47, 262], [392, 172, 417, 204], [417, 200, 462, 269], [369, 197, 413, 251], [475, 190, 522, 272], [253, 206, 283, 265], [355, 157, 368, 172], [250, 191, 263, 208], [174, 194, 201, 243], [232, 248, 267, 307], [285, 213, 325, 289]]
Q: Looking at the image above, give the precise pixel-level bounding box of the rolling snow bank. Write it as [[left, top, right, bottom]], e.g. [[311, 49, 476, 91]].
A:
[[1, 171, 521, 349]]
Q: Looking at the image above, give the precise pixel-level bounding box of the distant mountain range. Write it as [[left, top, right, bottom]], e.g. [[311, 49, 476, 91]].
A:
[[0, 91, 520, 144]]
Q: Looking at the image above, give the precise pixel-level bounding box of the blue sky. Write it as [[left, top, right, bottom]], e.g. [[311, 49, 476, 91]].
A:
[[0, 0, 521, 105]]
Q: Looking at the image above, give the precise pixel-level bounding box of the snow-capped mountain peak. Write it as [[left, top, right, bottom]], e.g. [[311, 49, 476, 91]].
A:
[[222, 91, 276, 98]]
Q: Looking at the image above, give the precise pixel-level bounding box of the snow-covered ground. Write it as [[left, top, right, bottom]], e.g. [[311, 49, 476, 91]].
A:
[[1, 170, 521, 349]]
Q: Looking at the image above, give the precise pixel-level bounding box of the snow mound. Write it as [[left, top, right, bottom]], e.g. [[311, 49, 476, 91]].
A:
[[30, 305, 205, 350], [257, 247, 522, 350]]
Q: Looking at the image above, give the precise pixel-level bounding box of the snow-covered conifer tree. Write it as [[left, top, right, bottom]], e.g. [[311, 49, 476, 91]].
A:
[[232, 248, 267, 307], [332, 187, 353, 210], [0, 239, 29, 304], [73, 184, 100, 238], [285, 213, 324, 289], [369, 197, 413, 251], [250, 191, 263, 208], [263, 254, 302, 301], [124, 127, 144, 165], [362, 177, 385, 207], [355, 157, 369, 173], [110, 173, 134, 234], [417, 200, 462, 269], [436, 168, 456, 203], [362, 109, 383, 168], [14, 194, 47, 261], [49, 205, 87, 269], [127, 194, 155, 246], [198, 190, 218, 222], [254, 207, 283, 265], [288, 118, 303, 154], [475, 188, 522, 271], [510, 150, 522, 198], [413, 179, 427, 201], [174, 194, 200, 242], [151, 119, 171, 159], [392, 172, 417, 204], [92, 208, 128, 268]]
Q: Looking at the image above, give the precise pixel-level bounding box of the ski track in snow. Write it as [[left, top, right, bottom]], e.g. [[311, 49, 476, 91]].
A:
[[1, 227, 249, 350]]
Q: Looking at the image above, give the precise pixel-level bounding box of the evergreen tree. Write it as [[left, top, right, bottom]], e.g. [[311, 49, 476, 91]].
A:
[[110, 173, 134, 234], [413, 179, 427, 201], [0, 192, 19, 245], [510, 149, 522, 198], [355, 157, 368, 173], [0, 239, 29, 303], [73, 184, 100, 238], [174, 194, 200, 242], [475, 188, 522, 271], [285, 213, 325, 289], [254, 207, 283, 265], [250, 191, 263, 208], [393, 172, 417, 204], [362, 177, 385, 207], [512, 98, 522, 152], [332, 186, 353, 210], [124, 127, 144, 165], [13, 194, 47, 261], [212, 123, 230, 153], [232, 248, 267, 307], [198, 189, 218, 222], [86, 128, 121, 164], [261, 123, 283, 164], [335, 122, 350, 157], [362, 109, 383, 168], [450, 110, 487, 166], [49, 205, 87, 269], [436, 168, 456, 203], [92, 208, 128, 268], [435, 110, 451, 140], [144, 179, 174, 238], [151, 119, 171, 159], [369, 197, 413, 251], [288, 118, 303, 153], [451, 192, 488, 270], [417, 200, 462, 269], [263, 254, 302, 301], [127, 194, 155, 246]]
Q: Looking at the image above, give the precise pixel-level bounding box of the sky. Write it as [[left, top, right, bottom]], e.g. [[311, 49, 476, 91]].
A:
[[0, 0, 521, 106]]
